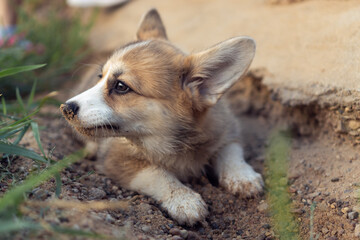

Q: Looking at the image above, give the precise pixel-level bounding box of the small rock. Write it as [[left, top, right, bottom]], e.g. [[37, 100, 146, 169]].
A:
[[187, 231, 201, 240], [353, 206, 360, 213], [261, 224, 271, 229], [88, 187, 106, 200], [348, 120, 360, 130], [211, 222, 219, 229], [169, 228, 181, 236], [353, 190, 360, 199], [171, 236, 183, 240], [322, 227, 329, 234], [355, 224, 360, 237], [331, 178, 340, 182], [141, 225, 151, 233], [105, 214, 115, 223], [180, 229, 188, 239], [349, 211, 359, 220], [308, 192, 321, 199], [341, 207, 350, 214], [257, 201, 268, 212]]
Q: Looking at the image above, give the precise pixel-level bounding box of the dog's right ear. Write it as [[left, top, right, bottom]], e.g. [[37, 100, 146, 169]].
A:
[[136, 8, 167, 41]]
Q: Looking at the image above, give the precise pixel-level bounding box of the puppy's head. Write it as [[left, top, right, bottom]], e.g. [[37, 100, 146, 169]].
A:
[[61, 9, 256, 141]]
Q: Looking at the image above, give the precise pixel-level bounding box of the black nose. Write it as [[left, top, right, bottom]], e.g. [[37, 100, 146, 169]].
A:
[[61, 101, 80, 119], [67, 102, 79, 115]]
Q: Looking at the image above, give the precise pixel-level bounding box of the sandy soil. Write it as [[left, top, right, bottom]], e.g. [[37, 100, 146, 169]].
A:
[[2, 72, 360, 240]]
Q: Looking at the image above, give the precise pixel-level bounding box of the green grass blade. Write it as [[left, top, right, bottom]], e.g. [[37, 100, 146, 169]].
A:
[[30, 122, 46, 157], [265, 130, 299, 240], [54, 173, 62, 198], [0, 64, 46, 79], [27, 80, 37, 109], [0, 128, 25, 140], [13, 124, 31, 145], [0, 219, 41, 233], [0, 120, 32, 137], [1, 97, 6, 115], [0, 149, 85, 211], [0, 142, 47, 163], [51, 225, 112, 239], [15, 88, 26, 114]]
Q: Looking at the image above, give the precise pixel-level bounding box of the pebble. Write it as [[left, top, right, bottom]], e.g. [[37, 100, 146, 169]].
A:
[[105, 214, 115, 223], [169, 228, 181, 236], [341, 207, 350, 214], [171, 236, 183, 240], [348, 211, 359, 220], [308, 192, 321, 199], [353, 189, 360, 199], [88, 187, 106, 200], [141, 225, 151, 233], [348, 120, 360, 130], [353, 206, 360, 213], [331, 177, 340, 182], [322, 227, 329, 234], [355, 224, 360, 237], [257, 201, 268, 212], [180, 229, 188, 239]]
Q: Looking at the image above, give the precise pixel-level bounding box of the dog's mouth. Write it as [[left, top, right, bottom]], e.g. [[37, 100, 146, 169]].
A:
[[83, 124, 120, 131], [73, 124, 121, 138]]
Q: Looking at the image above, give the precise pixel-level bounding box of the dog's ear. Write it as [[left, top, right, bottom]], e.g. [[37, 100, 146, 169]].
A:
[[136, 8, 167, 41], [183, 37, 255, 111]]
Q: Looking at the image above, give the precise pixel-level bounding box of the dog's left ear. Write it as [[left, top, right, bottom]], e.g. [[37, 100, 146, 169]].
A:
[[183, 37, 256, 111], [136, 8, 167, 41]]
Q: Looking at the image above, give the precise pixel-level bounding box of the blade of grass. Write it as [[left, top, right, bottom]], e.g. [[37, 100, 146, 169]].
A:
[[0, 120, 33, 137], [13, 124, 31, 145], [15, 88, 26, 114], [0, 149, 85, 211], [30, 122, 46, 157], [0, 64, 46, 79], [265, 130, 299, 240], [1, 97, 6, 115], [51, 224, 112, 239], [0, 142, 47, 163], [27, 80, 37, 109], [54, 173, 61, 198], [0, 219, 41, 233], [0, 128, 26, 140]]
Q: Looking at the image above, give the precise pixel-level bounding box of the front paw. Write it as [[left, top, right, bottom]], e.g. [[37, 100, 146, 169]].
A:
[[220, 164, 264, 197], [161, 187, 208, 226]]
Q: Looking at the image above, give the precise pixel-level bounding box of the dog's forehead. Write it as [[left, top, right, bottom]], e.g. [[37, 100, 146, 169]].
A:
[[102, 40, 185, 97]]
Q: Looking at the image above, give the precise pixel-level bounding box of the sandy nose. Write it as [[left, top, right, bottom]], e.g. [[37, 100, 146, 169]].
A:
[[60, 102, 80, 120]]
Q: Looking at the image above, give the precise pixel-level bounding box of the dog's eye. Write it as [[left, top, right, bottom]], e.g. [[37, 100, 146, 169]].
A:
[[114, 81, 130, 94], [98, 74, 103, 79]]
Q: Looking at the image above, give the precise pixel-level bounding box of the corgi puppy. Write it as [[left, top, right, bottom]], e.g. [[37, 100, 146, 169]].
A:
[[61, 9, 263, 225]]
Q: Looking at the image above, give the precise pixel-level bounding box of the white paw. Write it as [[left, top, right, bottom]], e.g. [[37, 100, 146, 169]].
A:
[[161, 187, 208, 226], [220, 164, 264, 197]]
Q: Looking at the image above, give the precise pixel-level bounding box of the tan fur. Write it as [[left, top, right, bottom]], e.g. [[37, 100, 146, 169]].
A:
[[61, 8, 263, 225]]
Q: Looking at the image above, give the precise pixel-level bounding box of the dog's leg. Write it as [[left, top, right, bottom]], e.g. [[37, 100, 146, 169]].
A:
[[215, 142, 263, 197], [129, 166, 208, 225]]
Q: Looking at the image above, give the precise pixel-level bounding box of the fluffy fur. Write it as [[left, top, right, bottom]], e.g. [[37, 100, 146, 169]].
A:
[[61, 8, 263, 225]]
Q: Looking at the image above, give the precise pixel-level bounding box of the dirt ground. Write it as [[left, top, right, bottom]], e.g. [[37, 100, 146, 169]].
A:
[[2, 71, 360, 240]]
